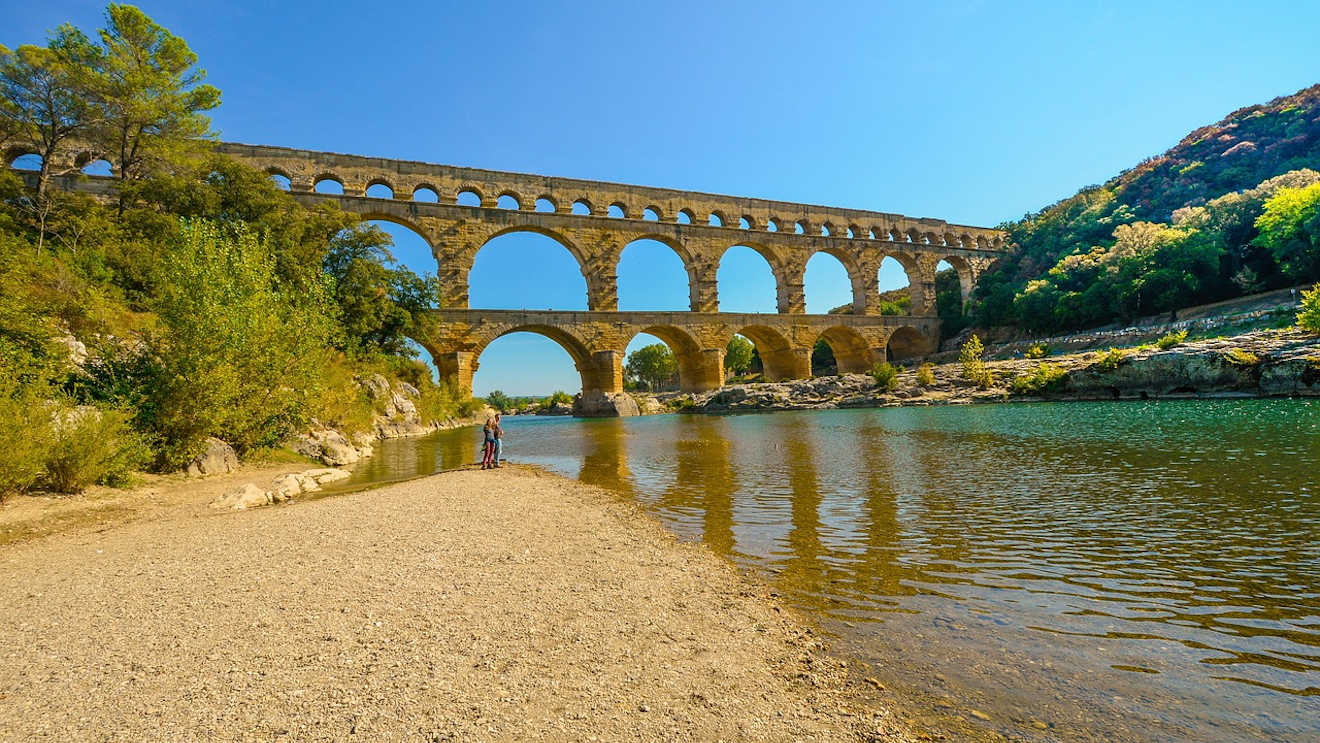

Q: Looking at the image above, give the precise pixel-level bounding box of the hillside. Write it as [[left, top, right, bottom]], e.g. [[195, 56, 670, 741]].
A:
[[973, 84, 1320, 333]]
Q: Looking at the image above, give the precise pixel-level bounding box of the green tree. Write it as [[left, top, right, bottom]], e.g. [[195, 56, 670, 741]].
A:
[[144, 220, 336, 465], [1254, 182, 1320, 282], [1299, 286, 1320, 333], [321, 223, 435, 356], [92, 4, 220, 187], [626, 343, 677, 391], [484, 389, 512, 413], [724, 335, 754, 376]]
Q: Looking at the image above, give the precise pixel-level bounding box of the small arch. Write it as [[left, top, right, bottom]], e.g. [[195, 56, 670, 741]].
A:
[[820, 223, 831, 237], [413, 186, 440, 203], [365, 181, 394, 199], [269, 173, 292, 191], [766, 218, 779, 233], [313, 176, 344, 195], [676, 208, 694, 225], [794, 220, 807, 235], [642, 206, 662, 222], [868, 228, 878, 240], [456, 188, 483, 206], [535, 196, 557, 212], [81, 158, 113, 177], [708, 211, 725, 227], [496, 193, 521, 210], [608, 203, 627, 218], [887, 326, 929, 362], [739, 216, 754, 230], [845, 226, 855, 239], [571, 199, 593, 216]]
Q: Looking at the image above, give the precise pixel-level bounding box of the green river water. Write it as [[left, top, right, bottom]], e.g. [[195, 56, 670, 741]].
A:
[[334, 399, 1319, 742]]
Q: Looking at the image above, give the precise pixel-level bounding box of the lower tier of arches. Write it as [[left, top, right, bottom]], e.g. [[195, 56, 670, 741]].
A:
[[414, 309, 941, 416]]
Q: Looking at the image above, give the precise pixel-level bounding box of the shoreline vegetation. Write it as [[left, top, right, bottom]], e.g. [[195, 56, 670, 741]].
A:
[[0, 464, 915, 742]]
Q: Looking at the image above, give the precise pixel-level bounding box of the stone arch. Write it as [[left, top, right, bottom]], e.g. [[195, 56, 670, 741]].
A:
[[412, 184, 441, 202], [457, 186, 484, 205], [709, 210, 727, 227], [717, 242, 784, 314], [535, 194, 558, 212], [496, 190, 524, 209], [676, 208, 695, 224], [360, 211, 434, 249], [805, 247, 863, 313], [81, 158, 114, 177], [731, 324, 803, 382], [877, 251, 921, 315], [886, 325, 931, 361], [312, 173, 345, 193], [814, 326, 875, 374], [935, 254, 975, 304], [625, 325, 717, 393], [617, 235, 694, 311], [642, 205, 663, 222], [364, 178, 394, 199], [608, 202, 628, 218], [482, 225, 589, 270], [571, 198, 594, 215]]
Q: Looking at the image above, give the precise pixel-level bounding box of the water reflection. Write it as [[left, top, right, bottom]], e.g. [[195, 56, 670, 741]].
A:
[[339, 400, 1320, 742]]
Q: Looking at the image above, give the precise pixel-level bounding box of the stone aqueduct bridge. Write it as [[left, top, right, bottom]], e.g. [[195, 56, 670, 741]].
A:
[[36, 143, 1008, 414]]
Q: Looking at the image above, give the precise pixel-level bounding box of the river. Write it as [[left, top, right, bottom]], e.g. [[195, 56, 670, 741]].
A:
[[335, 399, 1320, 742]]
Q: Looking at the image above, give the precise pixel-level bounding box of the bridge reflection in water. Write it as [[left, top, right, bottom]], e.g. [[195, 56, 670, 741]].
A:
[[335, 401, 1320, 743]]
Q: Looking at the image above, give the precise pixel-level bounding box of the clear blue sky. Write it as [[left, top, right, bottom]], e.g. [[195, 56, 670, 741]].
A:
[[7, 1, 1318, 395]]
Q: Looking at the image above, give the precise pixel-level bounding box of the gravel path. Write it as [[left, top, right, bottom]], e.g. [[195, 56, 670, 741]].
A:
[[0, 467, 907, 742]]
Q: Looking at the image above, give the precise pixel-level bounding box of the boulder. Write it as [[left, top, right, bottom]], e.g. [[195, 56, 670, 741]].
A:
[[573, 390, 640, 417], [291, 429, 361, 466], [302, 468, 350, 484], [362, 373, 392, 401], [185, 437, 239, 478], [210, 483, 273, 511], [271, 473, 303, 497]]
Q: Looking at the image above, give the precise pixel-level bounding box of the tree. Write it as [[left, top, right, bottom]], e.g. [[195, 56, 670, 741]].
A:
[[1299, 286, 1320, 333], [625, 343, 677, 391], [484, 390, 512, 413], [93, 4, 220, 187], [1254, 182, 1320, 282], [0, 28, 103, 250], [724, 335, 753, 376]]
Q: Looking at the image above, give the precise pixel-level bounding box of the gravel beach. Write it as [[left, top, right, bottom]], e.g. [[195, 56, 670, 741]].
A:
[[0, 467, 908, 742]]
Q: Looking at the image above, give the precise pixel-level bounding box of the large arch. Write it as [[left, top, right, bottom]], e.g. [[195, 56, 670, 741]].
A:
[[617, 236, 692, 311], [877, 253, 920, 315], [814, 326, 875, 374], [469, 227, 591, 310], [804, 249, 861, 314], [717, 244, 780, 314], [470, 325, 593, 399]]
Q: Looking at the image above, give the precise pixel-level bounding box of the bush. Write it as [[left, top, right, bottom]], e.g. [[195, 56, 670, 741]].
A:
[[1300, 286, 1320, 332], [1223, 348, 1261, 366], [959, 335, 994, 388], [42, 406, 150, 493], [1025, 342, 1049, 359], [1155, 330, 1189, 349], [1009, 363, 1069, 395], [144, 221, 337, 466], [1094, 347, 1129, 371], [916, 362, 935, 386], [871, 362, 901, 392], [0, 378, 55, 499], [539, 390, 573, 412]]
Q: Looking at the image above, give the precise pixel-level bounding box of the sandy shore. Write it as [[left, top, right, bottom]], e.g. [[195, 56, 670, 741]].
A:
[[0, 467, 908, 742]]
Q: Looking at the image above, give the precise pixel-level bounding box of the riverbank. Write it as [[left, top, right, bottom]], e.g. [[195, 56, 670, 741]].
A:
[[0, 467, 911, 742], [665, 327, 1320, 413]]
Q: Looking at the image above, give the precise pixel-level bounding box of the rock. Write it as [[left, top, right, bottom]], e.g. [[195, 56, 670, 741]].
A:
[[271, 474, 303, 497], [291, 429, 361, 466], [302, 468, 350, 484], [573, 390, 639, 417], [58, 334, 88, 367], [362, 373, 391, 401], [185, 437, 239, 478], [209, 483, 273, 511], [397, 381, 421, 399]]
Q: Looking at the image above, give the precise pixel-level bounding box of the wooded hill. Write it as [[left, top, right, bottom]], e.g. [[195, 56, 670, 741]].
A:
[[972, 84, 1320, 333]]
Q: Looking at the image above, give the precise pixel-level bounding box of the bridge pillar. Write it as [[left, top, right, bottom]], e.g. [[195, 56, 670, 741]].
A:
[[436, 351, 477, 395], [690, 276, 719, 313], [776, 280, 806, 314], [854, 257, 882, 315], [679, 348, 725, 393], [586, 273, 619, 311], [575, 349, 639, 417], [760, 345, 812, 382]]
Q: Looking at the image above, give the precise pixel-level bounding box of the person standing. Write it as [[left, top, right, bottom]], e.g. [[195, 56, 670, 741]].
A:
[[480, 418, 495, 469], [492, 413, 504, 468]]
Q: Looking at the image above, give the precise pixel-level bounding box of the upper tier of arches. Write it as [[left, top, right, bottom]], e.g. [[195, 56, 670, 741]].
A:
[[216, 142, 1005, 252]]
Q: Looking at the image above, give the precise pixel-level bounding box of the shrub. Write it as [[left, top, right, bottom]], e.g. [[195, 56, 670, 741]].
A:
[[1094, 347, 1129, 371], [43, 406, 150, 493], [1155, 330, 1188, 349], [916, 362, 935, 386], [1223, 348, 1261, 366], [538, 390, 573, 412], [0, 378, 55, 499], [959, 335, 994, 388], [1300, 286, 1320, 333], [1025, 342, 1049, 359], [145, 221, 337, 466], [871, 362, 901, 392], [1009, 363, 1069, 395]]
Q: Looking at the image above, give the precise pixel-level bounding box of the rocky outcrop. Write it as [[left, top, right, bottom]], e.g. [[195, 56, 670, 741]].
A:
[[185, 437, 239, 478], [291, 428, 369, 467], [209, 468, 350, 511], [573, 390, 640, 417]]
